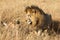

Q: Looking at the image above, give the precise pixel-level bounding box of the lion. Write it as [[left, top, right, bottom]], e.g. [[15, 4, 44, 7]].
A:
[[25, 5, 52, 32], [25, 6, 46, 31]]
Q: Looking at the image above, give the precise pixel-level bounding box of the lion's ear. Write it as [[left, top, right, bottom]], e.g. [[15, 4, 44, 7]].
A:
[[25, 6, 31, 13]]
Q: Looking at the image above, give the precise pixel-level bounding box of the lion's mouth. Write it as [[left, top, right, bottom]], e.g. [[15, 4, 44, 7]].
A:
[[26, 19, 32, 25]]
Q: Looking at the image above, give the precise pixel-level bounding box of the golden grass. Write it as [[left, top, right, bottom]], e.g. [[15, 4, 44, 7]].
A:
[[0, 0, 60, 40]]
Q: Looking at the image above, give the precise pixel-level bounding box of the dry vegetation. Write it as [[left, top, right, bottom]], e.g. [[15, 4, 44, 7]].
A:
[[0, 0, 60, 40]]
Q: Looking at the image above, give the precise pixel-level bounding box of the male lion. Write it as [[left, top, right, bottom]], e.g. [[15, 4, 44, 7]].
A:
[[25, 6, 46, 31], [25, 5, 52, 32]]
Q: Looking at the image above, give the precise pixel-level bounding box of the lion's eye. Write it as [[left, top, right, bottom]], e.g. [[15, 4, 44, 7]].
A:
[[28, 15, 31, 17], [32, 9, 36, 13], [32, 11, 35, 13]]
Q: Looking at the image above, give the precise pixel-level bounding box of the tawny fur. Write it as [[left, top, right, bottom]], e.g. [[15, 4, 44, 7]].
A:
[[25, 6, 45, 29]]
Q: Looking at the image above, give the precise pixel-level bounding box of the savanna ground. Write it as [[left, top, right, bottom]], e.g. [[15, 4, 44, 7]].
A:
[[0, 0, 60, 40]]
